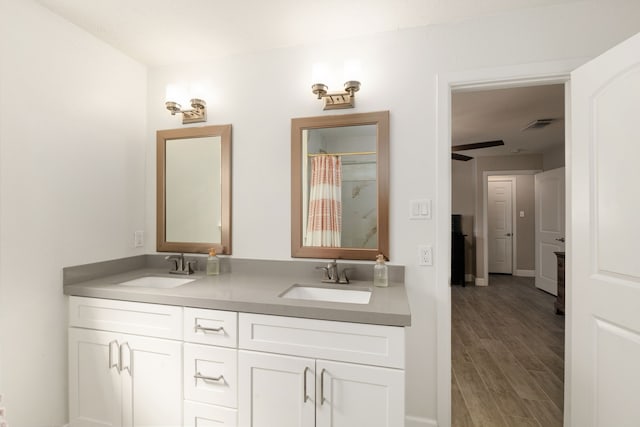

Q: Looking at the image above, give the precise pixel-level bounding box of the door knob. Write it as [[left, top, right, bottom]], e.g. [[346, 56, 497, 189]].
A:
[[556, 237, 566, 243], [505, 233, 512, 237]]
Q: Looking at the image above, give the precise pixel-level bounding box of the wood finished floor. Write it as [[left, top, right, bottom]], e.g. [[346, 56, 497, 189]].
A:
[[452, 274, 565, 427]]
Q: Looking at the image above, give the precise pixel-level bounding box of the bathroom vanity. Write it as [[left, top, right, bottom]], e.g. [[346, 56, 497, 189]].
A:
[[64, 256, 411, 427]]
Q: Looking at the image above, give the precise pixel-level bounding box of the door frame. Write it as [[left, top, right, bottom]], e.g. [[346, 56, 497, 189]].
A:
[[436, 58, 583, 427]]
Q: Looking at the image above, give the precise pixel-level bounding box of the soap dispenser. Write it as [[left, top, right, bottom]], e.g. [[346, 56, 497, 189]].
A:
[[206, 248, 220, 276], [373, 254, 388, 287]]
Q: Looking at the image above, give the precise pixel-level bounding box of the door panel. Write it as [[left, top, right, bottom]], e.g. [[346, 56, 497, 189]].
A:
[[125, 334, 183, 427], [316, 360, 404, 427], [570, 31, 640, 426], [488, 180, 513, 273], [535, 168, 565, 295], [69, 328, 122, 427], [238, 350, 315, 427]]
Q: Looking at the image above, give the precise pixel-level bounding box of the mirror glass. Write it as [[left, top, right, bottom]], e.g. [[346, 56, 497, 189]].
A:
[[157, 125, 231, 254], [291, 111, 389, 260]]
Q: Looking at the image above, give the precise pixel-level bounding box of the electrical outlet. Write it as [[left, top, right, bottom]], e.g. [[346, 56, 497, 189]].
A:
[[418, 245, 433, 266], [134, 230, 144, 247]]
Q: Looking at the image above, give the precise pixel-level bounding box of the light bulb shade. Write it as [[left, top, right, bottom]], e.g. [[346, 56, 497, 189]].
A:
[[311, 83, 328, 99], [165, 101, 182, 114], [344, 80, 361, 94], [190, 98, 206, 110]]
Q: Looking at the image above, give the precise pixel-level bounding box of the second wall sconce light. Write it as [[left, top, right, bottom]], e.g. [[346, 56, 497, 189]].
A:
[[312, 80, 361, 110], [165, 98, 207, 124]]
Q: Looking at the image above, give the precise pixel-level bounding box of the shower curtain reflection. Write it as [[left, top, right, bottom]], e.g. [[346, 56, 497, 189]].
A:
[[305, 155, 342, 246]]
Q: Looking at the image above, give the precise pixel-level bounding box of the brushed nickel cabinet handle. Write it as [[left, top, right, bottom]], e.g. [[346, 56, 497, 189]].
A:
[[194, 324, 225, 334], [119, 343, 132, 376], [194, 372, 226, 384], [108, 340, 119, 371], [320, 368, 327, 405], [303, 367, 310, 402]]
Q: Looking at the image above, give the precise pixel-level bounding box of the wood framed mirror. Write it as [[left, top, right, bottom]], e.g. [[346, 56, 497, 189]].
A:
[[157, 125, 232, 254], [291, 111, 389, 261]]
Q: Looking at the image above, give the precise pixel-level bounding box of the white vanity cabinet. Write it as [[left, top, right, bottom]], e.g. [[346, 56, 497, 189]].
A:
[[68, 297, 183, 427], [67, 296, 406, 427], [237, 313, 405, 427]]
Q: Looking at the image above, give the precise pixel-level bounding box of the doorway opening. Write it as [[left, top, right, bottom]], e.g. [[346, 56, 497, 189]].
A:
[[450, 83, 567, 426]]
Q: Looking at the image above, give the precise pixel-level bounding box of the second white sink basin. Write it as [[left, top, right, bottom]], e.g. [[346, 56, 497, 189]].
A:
[[281, 284, 372, 304], [116, 276, 195, 289]]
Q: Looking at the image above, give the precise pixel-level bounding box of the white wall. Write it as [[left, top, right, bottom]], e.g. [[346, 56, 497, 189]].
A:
[[146, 2, 640, 424], [0, 1, 147, 425]]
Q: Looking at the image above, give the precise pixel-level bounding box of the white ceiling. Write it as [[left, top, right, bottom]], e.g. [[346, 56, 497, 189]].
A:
[[36, 0, 582, 66], [452, 84, 565, 159]]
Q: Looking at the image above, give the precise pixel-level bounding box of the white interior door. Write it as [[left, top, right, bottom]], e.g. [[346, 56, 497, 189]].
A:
[[488, 179, 513, 274], [570, 31, 640, 427], [534, 167, 565, 295]]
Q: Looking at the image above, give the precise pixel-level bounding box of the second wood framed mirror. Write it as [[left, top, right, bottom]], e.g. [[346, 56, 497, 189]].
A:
[[291, 111, 389, 261]]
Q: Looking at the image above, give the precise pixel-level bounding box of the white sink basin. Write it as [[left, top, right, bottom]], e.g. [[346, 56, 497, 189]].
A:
[[281, 284, 372, 304], [116, 276, 195, 289]]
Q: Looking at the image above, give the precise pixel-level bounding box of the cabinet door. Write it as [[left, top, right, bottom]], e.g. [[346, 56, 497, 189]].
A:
[[120, 334, 183, 427], [316, 360, 404, 427], [238, 350, 314, 427], [69, 328, 122, 427]]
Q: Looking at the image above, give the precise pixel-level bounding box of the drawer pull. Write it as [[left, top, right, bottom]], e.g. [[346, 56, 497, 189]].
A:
[[194, 324, 225, 334], [303, 366, 310, 402], [194, 372, 226, 384]]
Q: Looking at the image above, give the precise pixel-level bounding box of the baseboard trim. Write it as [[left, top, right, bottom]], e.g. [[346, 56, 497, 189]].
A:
[[465, 273, 474, 283], [406, 415, 438, 427], [514, 269, 535, 277], [475, 277, 487, 286]]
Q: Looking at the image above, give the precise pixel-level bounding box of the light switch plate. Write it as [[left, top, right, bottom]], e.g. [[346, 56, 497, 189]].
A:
[[409, 199, 432, 220], [134, 230, 144, 247]]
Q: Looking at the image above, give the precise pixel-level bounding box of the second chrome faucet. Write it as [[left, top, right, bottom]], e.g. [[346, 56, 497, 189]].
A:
[[315, 260, 353, 284]]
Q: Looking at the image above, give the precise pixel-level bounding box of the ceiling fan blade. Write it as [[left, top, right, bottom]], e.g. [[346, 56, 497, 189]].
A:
[[451, 140, 504, 152], [452, 153, 473, 161]]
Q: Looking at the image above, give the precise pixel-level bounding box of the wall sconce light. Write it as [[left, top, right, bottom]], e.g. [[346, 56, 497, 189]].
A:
[[165, 98, 207, 124], [311, 80, 361, 110]]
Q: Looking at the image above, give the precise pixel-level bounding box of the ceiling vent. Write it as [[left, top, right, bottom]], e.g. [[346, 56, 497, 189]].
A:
[[521, 118, 554, 131]]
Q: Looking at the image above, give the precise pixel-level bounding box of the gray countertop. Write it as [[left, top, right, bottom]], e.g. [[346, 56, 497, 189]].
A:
[[63, 256, 411, 327]]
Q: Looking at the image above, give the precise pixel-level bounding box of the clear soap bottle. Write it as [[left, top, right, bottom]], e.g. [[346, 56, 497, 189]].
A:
[[206, 248, 220, 276], [373, 254, 388, 287]]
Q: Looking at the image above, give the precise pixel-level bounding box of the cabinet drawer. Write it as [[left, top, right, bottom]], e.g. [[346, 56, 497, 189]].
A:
[[69, 296, 182, 340], [184, 308, 238, 348], [184, 343, 238, 408], [184, 400, 237, 427], [239, 313, 405, 369]]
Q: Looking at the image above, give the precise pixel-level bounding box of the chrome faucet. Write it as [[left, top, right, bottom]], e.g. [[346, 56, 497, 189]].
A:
[[165, 253, 196, 275], [316, 260, 352, 284]]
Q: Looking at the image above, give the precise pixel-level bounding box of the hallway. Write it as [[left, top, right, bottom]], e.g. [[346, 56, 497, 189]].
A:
[[452, 275, 565, 427]]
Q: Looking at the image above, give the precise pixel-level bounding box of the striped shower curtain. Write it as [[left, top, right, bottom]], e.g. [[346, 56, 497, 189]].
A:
[[306, 155, 342, 246]]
